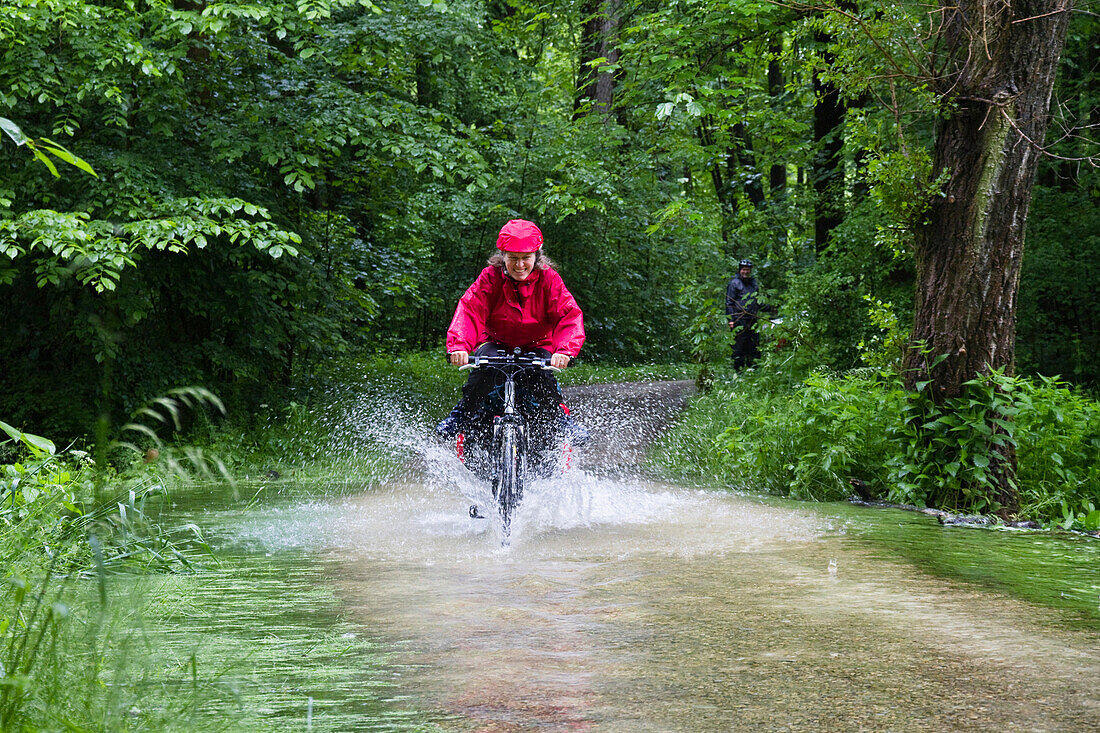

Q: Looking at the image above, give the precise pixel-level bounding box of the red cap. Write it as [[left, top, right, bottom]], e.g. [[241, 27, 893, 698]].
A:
[[496, 219, 543, 252]]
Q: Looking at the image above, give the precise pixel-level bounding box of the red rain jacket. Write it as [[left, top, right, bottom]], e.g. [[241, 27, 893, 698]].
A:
[[446, 266, 585, 357]]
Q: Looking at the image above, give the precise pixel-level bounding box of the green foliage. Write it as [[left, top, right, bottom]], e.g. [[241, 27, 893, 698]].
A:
[[558, 360, 698, 386], [679, 289, 727, 365], [0, 116, 97, 179], [111, 386, 232, 487], [0, 395, 228, 729], [0, 197, 301, 294], [656, 366, 903, 501], [888, 368, 1019, 514], [656, 364, 1100, 525], [860, 148, 944, 243], [1017, 185, 1100, 389], [807, 2, 943, 115], [857, 295, 907, 370], [779, 193, 917, 371], [888, 369, 1100, 523], [2, 440, 214, 580], [1011, 375, 1100, 530]]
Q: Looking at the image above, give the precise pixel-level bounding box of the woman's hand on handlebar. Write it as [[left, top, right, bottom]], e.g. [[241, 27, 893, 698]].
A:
[[550, 353, 571, 369], [448, 351, 469, 366]]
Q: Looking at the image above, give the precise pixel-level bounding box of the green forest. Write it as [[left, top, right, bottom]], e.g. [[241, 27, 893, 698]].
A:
[[3, 0, 1100, 728], [3, 0, 1099, 510]]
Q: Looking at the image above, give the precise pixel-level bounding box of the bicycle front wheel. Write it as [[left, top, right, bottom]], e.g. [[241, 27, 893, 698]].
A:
[[495, 422, 525, 534]]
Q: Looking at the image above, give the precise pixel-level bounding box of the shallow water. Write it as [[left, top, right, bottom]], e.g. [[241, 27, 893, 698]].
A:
[[161, 382, 1100, 731], [180, 469, 1100, 732]]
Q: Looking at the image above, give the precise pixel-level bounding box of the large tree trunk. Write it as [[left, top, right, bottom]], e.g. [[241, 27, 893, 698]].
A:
[[904, 0, 1074, 512], [813, 36, 845, 250], [768, 46, 787, 196]]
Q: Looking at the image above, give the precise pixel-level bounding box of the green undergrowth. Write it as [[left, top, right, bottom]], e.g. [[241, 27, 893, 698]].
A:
[[1, 421, 222, 729], [653, 363, 1100, 530]]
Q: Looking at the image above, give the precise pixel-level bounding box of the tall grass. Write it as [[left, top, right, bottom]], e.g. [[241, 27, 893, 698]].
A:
[[2, 568, 224, 731], [1, 394, 223, 730]]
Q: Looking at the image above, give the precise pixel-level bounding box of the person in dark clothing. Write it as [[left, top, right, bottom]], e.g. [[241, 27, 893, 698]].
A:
[[726, 259, 764, 369]]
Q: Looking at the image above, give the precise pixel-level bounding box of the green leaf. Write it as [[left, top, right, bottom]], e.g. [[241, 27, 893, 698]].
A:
[[0, 117, 29, 146], [0, 419, 22, 443], [38, 138, 98, 177], [0, 419, 55, 455], [31, 148, 60, 178]]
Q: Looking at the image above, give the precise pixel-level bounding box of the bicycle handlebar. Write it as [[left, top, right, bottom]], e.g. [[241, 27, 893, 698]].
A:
[[459, 353, 560, 373]]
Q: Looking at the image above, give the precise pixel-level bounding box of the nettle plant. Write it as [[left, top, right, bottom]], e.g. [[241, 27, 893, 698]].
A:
[[887, 365, 1100, 524], [1010, 375, 1100, 531], [887, 363, 1020, 514]]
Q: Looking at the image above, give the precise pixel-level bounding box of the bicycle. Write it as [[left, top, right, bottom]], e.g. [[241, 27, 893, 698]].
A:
[[454, 350, 565, 538]]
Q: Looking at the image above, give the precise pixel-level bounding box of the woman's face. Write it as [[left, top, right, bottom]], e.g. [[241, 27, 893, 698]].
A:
[[502, 250, 537, 281]]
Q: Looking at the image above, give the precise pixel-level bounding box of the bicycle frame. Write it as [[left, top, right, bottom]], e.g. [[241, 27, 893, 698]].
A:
[[458, 351, 559, 536]]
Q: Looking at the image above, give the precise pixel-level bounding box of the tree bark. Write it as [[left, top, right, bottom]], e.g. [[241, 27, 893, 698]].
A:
[[574, 0, 622, 120], [903, 0, 1074, 511], [768, 46, 787, 195], [813, 35, 845, 250]]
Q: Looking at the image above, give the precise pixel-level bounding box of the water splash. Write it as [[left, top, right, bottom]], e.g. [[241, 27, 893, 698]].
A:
[[218, 378, 827, 557]]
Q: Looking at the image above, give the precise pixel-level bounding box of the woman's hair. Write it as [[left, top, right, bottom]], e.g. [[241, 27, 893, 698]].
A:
[[489, 248, 557, 271]]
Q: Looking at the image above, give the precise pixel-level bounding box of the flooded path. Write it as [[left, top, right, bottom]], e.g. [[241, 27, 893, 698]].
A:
[[202, 381, 1100, 731], [320, 486, 1100, 731]]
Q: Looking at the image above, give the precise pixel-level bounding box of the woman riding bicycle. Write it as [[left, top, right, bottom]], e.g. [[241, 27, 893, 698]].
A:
[[435, 219, 586, 442]]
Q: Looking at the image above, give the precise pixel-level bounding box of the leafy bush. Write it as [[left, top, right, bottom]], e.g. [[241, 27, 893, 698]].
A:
[[655, 364, 1100, 526], [886, 369, 1020, 514], [657, 367, 903, 501], [1012, 375, 1100, 530]]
